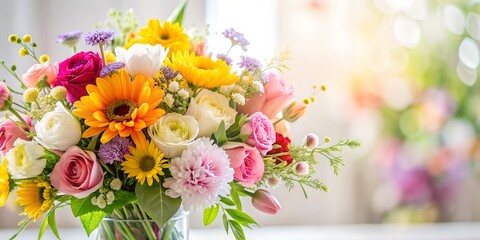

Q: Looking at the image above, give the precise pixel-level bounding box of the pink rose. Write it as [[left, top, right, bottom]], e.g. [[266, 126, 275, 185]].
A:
[[54, 51, 102, 103], [223, 142, 264, 187], [0, 116, 32, 155], [238, 73, 295, 119], [241, 112, 276, 156], [50, 146, 103, 199], [21, 63, 58, 88], [251, 189, 281, 215]]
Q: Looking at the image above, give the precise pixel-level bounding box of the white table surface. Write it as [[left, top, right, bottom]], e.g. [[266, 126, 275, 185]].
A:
[[1, 222, 480, 240]]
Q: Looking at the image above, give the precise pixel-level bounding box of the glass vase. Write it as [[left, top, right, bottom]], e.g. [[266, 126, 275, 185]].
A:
[[96, 205, 189, 240]]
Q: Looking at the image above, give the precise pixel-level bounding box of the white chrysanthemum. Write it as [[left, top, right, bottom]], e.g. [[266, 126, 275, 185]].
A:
[[177, 89, 189, 99], [165, 93, 175, 108], [110, 178, 122, 190], [168, 81, 180, 92], [231, 93, 246, 105], [163, 138, 234, 211]]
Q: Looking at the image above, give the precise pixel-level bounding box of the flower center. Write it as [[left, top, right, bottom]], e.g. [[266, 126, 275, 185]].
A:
[[161, 33, 170, 40], [106, 99, 138, 122], [38, 186, 46, 203], [140, 156, 156, 172]]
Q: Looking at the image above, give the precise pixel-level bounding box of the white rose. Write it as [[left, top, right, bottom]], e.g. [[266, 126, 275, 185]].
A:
[[7, 139, 46, 179], [148, 113, 199, 158], [35, 102, 81, 151], [186, 89, 236, 137], [115, 43, 169, 78]]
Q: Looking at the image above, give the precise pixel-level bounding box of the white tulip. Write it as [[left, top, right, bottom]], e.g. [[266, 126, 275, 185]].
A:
[[7, 139, 46, 179], [186, 89, 236, 137], [35, 102, 81, 151], [148, 113, 199, 158], [115, 43, 169, 78]]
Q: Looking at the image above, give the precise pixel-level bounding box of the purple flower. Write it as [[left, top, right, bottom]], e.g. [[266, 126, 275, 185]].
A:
[[98, 136, 132, 164], [84, 29, 114, 46], [239, 56, 262, 72], [216, 54, 232, 65], [100, 62, 125, 77], [56, 31, 82, 47], [222, 28, 250, 51], [160, 66, 178, 80]]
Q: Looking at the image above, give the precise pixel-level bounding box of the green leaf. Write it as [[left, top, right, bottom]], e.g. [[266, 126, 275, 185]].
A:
[[203, 204, 219, 226], [230, 182, 242, 210], [222, 214, 229, 234], [79, 211, 105, 236], [220, 196, 236, 206], [136, 181, 182, 228], [71, 190, 136, 217], [38, 217, 49, 240], [229, 220, 246, 240], [47, 208, 60, 239], [225, 209, 258, 227], [167, 0, 189, 26], [212, 121, 228, 146]]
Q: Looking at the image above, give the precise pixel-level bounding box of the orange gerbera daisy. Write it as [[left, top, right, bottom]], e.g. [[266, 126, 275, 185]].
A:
[[73, 69, 165, 144]]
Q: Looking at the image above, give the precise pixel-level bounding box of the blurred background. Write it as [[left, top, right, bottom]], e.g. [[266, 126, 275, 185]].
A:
[[0, 0, 479, 230]]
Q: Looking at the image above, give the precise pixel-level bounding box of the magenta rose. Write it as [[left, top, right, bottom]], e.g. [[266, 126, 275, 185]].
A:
[[0, 116, 32, 155], [241, 112, 276, 156], [50, 146, 103, 199], [223, 142, 264, 187], [238, 73, 295, 120], [54, 51, 102, 103]]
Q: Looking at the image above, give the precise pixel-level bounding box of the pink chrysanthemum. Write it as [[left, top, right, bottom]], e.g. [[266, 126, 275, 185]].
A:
[[163, 138, 234, 211]]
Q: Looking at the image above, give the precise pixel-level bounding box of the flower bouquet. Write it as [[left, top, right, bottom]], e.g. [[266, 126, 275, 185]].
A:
[[0, 2, 359, 240]]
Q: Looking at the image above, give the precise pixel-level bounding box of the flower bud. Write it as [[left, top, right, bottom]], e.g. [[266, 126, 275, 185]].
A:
[[8, 34, 18, 43], [23, 88, 39, 103], [282, 101, 307, 122], [50, 86, 67, 100], [19, 47, 28, 57], [39, 54, 50, 63], [251, 189, 281, 215], [22, 34, 32, 43], [267, 176, 281, 189], [292, 162, 310, 176], [303, 133, 319, 148]]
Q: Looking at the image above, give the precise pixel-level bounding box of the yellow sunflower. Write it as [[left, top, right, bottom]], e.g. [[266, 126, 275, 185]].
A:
[[0, 160, 10, 207], [166, 51, 239, 89], [127, 19, 190, 57], [73, 69, 165, 145], [16, 180, 53, 221], [121, 139, 169, 186]]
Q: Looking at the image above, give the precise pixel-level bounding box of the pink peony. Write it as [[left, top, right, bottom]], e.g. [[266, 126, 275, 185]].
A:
[[21, 62, 58, 88], [238, 73, 295, 120], [222, 142, 264, 187], [0, 82, 11, 110], [251, 189, 281, 215], [50, 146, 104, 199], [54, 51, 102, 103], [0, 116, 32, 155], [163, 138, 234, 210], [241, 112, 276, 156]]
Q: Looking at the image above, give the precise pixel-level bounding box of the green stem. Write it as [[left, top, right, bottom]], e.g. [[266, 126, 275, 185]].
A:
[[132, 203, 156, 240], [0, 61, 27, 89], [225, 45, 233, 56], [273, 117, 284, 125], [11, 101, 28, 112], [99, 44, 107, 67], [100, 221, 115, 240], [7, 107, 33, 134]]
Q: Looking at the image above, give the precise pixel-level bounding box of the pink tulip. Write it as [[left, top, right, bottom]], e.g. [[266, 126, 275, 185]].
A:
[[282, 100, 307, 122], [238, 74, 295, 120], [223, 142, 264, 187], [0, 115, 32, 155], [50, 146, 104, 198], [0, 82, 11, 110], [251, 189, 281, 215]]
